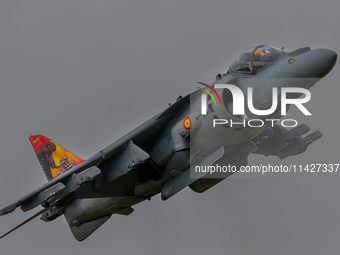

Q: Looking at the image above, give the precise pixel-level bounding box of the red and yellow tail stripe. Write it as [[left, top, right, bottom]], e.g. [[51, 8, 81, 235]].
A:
[[29, 135, 84, 181]]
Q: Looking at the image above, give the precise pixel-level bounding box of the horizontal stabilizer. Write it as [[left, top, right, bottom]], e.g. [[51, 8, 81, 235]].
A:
[[0, 166, 101, 216]]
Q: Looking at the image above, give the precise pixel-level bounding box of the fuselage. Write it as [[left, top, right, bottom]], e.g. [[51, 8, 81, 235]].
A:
[[57, 45, 337, 228]]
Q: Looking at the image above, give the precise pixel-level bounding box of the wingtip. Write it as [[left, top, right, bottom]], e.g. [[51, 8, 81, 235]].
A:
[[0, 204, 16, 216]]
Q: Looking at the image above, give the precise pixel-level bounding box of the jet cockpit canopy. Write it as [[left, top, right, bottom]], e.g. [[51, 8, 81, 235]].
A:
[[230, 45, 283, 74]]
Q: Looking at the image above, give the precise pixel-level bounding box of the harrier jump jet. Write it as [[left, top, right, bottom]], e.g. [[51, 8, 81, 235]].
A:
[[0, 45, 336, 241]]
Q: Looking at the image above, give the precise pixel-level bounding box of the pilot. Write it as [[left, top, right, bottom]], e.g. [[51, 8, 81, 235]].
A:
[[248, 64, 259, 72], [253, 50, 262, 72]]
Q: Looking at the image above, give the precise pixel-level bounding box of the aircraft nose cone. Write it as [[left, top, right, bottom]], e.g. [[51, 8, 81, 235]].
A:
[[298, 49, 337, 78]]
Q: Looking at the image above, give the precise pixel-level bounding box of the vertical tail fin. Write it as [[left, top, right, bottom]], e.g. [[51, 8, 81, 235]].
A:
[[29, 135, 84, 181]]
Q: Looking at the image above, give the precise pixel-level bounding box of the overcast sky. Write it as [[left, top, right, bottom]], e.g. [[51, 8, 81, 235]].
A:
[[0, 0, 340, 254]]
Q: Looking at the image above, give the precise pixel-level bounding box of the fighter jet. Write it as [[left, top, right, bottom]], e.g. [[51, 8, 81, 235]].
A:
[[0, 45, 336, 241]]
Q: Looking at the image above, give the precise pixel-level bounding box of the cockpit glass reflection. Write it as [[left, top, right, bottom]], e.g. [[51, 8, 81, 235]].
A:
[[230, 45, 283, 73]]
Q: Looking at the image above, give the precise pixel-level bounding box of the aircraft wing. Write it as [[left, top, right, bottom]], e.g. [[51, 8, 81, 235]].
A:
[[252, 123, 322, 159], [0, 93, 191, 217]]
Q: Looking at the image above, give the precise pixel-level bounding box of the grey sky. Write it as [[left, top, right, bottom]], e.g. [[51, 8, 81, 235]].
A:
[[0, 0, 339, 254]]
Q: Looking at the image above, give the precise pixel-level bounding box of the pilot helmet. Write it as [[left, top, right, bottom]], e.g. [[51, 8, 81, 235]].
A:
[[253, 50, 262, 61]]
